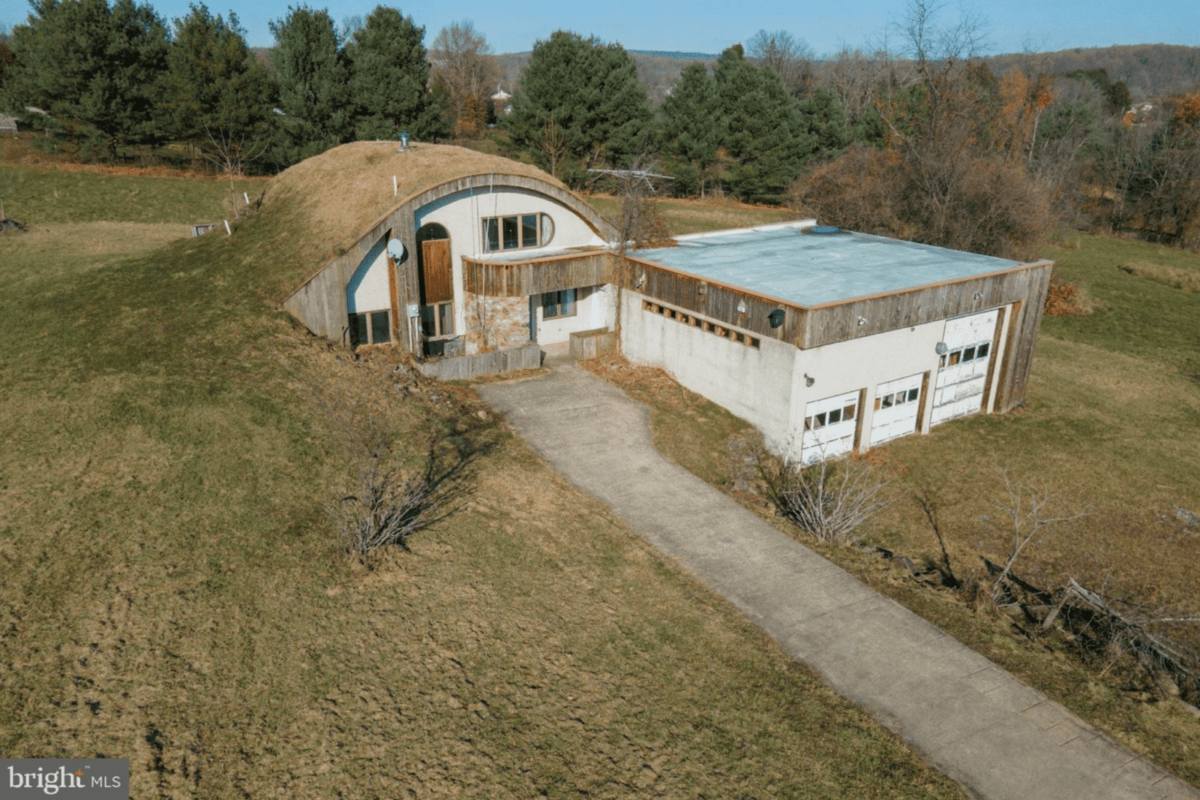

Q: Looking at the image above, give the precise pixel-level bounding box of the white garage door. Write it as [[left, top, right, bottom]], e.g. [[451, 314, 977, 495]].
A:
[[870, 373, 923, 446], [932, 309, 999, 425], [801, 390, 860, 464]]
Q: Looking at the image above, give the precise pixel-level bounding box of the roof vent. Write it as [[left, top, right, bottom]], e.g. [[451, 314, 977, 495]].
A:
[[807, 225, 843, 235]]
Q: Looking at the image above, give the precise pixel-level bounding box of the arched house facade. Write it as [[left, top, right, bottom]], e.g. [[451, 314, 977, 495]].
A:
[[280, 143, 1053, 463], [281, 146, 618, 362]]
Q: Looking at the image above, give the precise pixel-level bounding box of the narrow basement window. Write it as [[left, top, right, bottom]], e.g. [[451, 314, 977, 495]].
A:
[[349, 310, 391, 346]]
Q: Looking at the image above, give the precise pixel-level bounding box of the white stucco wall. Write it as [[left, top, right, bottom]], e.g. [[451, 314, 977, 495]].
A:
[[346, 236, 391, 314], [622, 289, 1014, 459], [414, 187, 607, 336], [536, 285, 617, 345], [621, 290, 796, 453]]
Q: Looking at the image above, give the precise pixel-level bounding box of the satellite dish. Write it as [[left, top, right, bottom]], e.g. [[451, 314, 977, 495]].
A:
[[387, 238, 406, 261]]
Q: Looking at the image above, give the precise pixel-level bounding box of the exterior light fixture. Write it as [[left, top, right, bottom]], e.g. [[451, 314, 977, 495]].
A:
[[973, 291, 983, 301], [768, 309, 785, 328], [857, 316, 868, 326], [736, 301, 747, 314], [634, 273, 645, 289], [935, 342, 949, 355], [804, 373, 815, 387]]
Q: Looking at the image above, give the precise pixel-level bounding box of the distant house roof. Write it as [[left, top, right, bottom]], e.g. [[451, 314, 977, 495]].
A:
[[632, 222, 1026, 307]]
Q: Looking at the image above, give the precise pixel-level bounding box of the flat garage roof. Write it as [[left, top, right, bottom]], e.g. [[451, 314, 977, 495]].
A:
[[632, 222, 1023, 307]]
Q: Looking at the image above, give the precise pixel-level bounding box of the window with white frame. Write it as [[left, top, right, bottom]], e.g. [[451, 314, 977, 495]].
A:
[[350, 310, 391, 346], [541, 289, 576, 318], [482, 213, 554, 252]]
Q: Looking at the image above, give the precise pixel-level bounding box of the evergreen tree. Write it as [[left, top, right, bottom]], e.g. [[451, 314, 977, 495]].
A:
[[796, 87, 853, 154], [713, 45, 815, 203], [507, 30, 652, 175], [657, 63, 720, 196], [163, 4, 275, 172], [345, 6, 445, 141], [9, 0, 169, 159], [268, 5, 351, 165]]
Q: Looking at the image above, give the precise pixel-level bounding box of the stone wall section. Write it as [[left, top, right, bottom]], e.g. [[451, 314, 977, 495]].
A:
[[464, 291, 530, 353]]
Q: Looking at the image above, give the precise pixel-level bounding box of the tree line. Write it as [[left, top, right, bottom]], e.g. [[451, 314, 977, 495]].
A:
[[0, 2, 497, 171], [2, 0, 1198, 254]]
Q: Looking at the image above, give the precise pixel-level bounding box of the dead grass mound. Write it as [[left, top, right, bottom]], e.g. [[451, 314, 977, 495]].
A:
[[264, 141, 562, 270], [581, 351, 678, 395], [1120, 261, 1200, 293], [1044, 269, 1097, 316]]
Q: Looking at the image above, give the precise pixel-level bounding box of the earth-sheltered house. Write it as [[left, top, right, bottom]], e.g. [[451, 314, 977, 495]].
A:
[[279, 141, 1053, 463]]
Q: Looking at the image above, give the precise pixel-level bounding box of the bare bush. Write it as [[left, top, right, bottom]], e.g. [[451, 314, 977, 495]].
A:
[[307, 364, 492, 563], [761, 452, 890, 544], [327, 430, 482, 562]]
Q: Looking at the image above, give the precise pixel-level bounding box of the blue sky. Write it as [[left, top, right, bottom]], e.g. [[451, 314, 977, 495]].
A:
[[3, 0, 1198, 56]]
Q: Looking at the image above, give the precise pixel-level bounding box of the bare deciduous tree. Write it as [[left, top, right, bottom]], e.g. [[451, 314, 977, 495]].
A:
[[819, 46, 890, 125], [989, 472, 1085, 603], [430, 20, 499, 138], [200, 122, 269, 216], [746, 29, 813, 96]]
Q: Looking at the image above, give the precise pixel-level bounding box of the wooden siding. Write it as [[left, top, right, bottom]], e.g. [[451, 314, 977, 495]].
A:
[[464, 252, 611, 297], [281, 259, 349, 342], [801, 263, 1053, 349], [622, 256, 807, 346]]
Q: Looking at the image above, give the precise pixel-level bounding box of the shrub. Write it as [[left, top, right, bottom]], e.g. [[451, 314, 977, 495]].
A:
[[327, 433, 481, 562], [761, 452, 889, 543]]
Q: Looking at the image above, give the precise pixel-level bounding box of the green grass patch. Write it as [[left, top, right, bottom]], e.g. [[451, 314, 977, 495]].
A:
[[0, 159, 965, 798], [1041, 234, 1200, 378], [1, 163, 263, 225]]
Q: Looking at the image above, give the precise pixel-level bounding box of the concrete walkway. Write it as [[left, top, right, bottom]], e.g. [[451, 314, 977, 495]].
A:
[[477, 362, 1199, 800]]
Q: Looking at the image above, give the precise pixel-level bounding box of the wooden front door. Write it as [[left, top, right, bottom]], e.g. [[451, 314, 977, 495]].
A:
[[420, 239, 453, 305]]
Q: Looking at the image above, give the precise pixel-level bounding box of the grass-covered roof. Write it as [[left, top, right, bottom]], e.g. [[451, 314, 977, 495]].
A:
[[265, 141, 564, 274]]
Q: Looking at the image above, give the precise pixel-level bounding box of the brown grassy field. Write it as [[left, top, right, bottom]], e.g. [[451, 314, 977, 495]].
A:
[[0, 160, 966, 797], [585, 193, 799, 235]]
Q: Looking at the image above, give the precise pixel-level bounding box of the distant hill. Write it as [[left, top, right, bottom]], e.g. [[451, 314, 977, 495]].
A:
[[983, 44, 1200, 101], [251, 42, 1199, 113], [494, 43, 1200, 108]]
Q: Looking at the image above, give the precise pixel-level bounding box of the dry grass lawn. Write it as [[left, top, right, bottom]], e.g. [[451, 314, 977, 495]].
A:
[[0, 161, 966, 798]]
